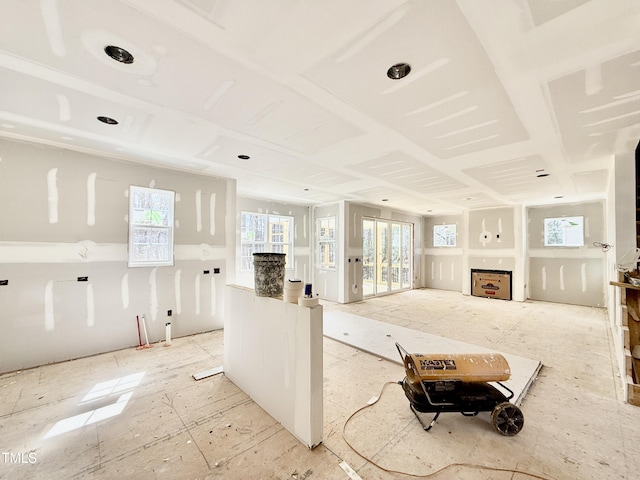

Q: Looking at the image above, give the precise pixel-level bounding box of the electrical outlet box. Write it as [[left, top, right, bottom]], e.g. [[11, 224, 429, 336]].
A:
[[203, 270, 210, 275], [0, 280, 8, 286], [167, 310, 172, 316], [77, 276, 88, 282], [214, 268, 220, 274]]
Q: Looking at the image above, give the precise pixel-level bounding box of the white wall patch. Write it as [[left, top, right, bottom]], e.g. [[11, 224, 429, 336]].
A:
[[479, 218, 492, 246], [195, 189, 202, 232], [47, 168, 59, 224], [175, 269, 182, 315], [195, 273, 201, 315], [149, 267, 158, 322], [541, 266, 547, 290], [87, 172, 97, 226], [210, 276, 216, 317], [581, 262, 587, 292], [44, 280, 55, 331], [209, 193, 216, 236], [121, 273, 129, 309], [303, 214, 307, 239], [559, 265, 565, 291], [86, 284, 95, 327], [56, 94, 70, 121]]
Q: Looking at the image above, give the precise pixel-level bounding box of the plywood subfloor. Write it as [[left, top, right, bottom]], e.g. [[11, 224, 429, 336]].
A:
[[1, 289, 639, 480], [324, 310, 541, 405]]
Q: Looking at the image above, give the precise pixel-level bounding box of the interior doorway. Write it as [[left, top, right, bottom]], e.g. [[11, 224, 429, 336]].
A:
[[362, 218, 413, 296]]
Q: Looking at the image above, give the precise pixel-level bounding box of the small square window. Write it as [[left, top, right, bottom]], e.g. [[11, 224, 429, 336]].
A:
[[433, 224, 456, 247]]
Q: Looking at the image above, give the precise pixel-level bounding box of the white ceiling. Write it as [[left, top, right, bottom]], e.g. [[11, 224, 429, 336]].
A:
[[1, 0, 640, 215]]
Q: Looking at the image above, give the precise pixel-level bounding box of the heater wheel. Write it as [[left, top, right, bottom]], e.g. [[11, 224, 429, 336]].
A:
[[491, 402, 524, 436]]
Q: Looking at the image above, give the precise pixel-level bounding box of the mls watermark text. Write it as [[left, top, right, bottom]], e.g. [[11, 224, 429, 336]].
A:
[[2, 452, 37, 464]]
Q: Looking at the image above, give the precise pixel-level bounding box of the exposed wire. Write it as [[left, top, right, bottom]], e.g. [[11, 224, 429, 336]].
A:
[[342, 380, 556, 480], [593, 241, 612, 252]]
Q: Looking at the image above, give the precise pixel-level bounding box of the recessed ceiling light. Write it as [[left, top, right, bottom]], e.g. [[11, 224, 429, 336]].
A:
[[387, 63, 411, 80], [537, 173, 550, 178], [304, 188, 309, 191], [97, 116, 118, 125], [237, 154, 250, 160], [104, 45, 134, 64]]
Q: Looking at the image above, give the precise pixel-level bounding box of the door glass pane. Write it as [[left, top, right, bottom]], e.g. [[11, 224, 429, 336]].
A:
[[377, 221, 389, 293], [391, 223, 401, 290], [401, 224, 411, 288], [363, 219, 375, 296]]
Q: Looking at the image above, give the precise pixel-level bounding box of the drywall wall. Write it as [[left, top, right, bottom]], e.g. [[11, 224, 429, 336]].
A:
[[0, 138, 235, 373], [423, 214, 464, 291], [235, 197, 311, 289], [527, 201, 606, 307], [607, 152, 635, 397], [223, 285, 323, 448], [423, 207, 524, 300], [423, 207, 525, 301], [467, 207, 523, 300]]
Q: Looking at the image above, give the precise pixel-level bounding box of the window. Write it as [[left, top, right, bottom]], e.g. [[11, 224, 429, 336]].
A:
[[433, 224, 456, 247], [544, 216, 584, 247], [317, 216, 336, 270], [128, 185, 175, 267], [241, 212, 294, 271]]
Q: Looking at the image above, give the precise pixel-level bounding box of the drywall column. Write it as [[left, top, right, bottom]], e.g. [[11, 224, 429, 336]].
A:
[[611, 152, 637, 398], [337, 201, 347, 303], [223, 285, 323, 449]]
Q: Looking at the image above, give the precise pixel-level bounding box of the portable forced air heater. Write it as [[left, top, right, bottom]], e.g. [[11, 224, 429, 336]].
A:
[[396, 343, 524, 436]]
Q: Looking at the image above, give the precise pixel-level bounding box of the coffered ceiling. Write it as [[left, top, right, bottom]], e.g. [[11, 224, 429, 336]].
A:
[[1, 0, 639, 215]]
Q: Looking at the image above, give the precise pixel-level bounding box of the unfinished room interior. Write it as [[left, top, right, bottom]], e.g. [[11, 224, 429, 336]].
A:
[[3, 0, 640, 479]]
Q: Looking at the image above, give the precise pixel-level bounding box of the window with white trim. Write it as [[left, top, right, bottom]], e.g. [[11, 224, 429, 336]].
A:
[[544, 216, 584, 247], [433, 224, 456, 247], [128, 185, 175, 267], [240, 212, 294, 271], [317, 216, 336, 270]]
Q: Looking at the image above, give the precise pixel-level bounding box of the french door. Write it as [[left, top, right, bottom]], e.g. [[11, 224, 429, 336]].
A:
[[362, 218, 412, 296]]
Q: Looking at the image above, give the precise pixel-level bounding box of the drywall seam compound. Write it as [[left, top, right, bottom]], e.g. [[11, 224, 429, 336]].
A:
[[121, 272, 129, 309], [86, 284, 95, 327], [47, 168, 59, 224], [149, 267, 158, 322], [209, 193, 216, 236], [210, 276, 216, 317], [175, 269, 182, 314], [87, 172, 97, 226], [195, 189, 202, 232], [44, 280, 55, 331], [195, 273, 201, 315]]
